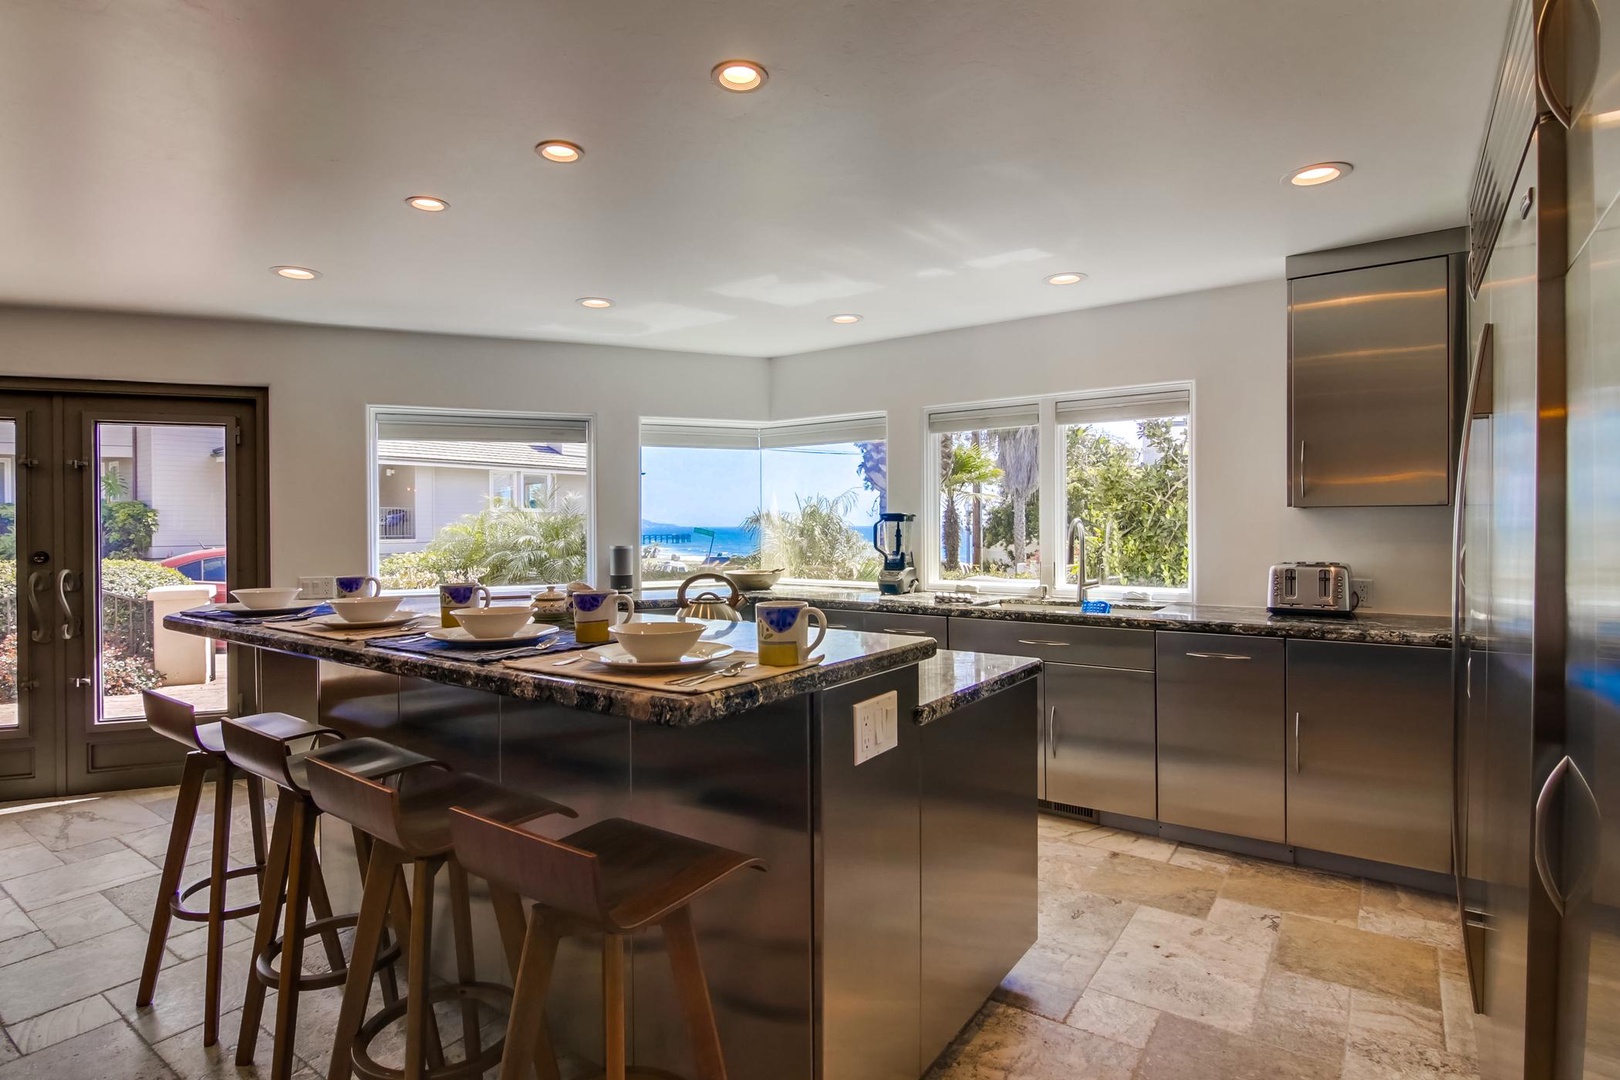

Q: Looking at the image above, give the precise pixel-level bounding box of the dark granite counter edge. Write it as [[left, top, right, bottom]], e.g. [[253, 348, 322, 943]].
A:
[[914, 654, 1041, 726], [163, 614, 937, 727], [638, 593, 1452, 648]]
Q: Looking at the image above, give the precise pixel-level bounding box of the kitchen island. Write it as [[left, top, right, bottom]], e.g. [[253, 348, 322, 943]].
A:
[[165, 610, 1039, 1080]]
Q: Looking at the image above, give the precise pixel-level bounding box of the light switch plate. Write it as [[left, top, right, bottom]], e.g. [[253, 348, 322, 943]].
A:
[[854, 691, 899, 765], [298, 576, 336, 600]]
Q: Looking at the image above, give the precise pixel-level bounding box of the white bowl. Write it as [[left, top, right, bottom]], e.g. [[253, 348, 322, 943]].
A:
[[330, 596, 404, 623], [230, 587, 306, 610], [609, 621, 706, 664], [451, 605, 534, 640]]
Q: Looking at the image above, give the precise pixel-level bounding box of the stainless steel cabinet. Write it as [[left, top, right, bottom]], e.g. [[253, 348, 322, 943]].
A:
[[1288, 254, 1458, 507], [1043, 662, 1157, 818], [948, 619, 1155, 812], [1567, 0, 1620, 263], [819, 608, 947, 640], [1155, 633, 1286, 842], [1285, 640, 1452, 873]]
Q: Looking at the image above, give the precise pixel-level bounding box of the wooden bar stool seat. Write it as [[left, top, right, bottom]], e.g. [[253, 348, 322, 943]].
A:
[[224, 719, 425, 1080], [135, 690, 273, 1048], [448, 810, 764, 1080], [305, 739, 576, 1080]]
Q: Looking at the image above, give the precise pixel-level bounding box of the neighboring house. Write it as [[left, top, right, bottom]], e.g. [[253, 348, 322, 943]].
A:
[[0, 423, 227, 559], [376, 439, 588, 555]]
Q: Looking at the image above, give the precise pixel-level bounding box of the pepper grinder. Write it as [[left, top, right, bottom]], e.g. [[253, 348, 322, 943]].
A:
[[609, 544, 635, 592]]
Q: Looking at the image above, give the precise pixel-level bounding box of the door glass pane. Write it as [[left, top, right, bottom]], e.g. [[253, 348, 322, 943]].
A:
[[0, 419, 16, 730], [95, 422, 227, 722], [935, 425, 1041, 584]]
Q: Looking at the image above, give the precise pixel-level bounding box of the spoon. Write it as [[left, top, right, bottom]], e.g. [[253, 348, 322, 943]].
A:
[[672, 660, 748, 687]]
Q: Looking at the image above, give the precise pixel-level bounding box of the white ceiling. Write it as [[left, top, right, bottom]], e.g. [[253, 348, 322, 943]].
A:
[[0, 0, 1509, 358]]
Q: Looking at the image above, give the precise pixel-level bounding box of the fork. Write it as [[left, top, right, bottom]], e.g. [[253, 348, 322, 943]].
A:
[[671, 661, 749, 687]]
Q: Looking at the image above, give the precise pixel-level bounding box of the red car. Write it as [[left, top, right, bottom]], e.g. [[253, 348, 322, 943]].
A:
[[160, 548, 229, 603]]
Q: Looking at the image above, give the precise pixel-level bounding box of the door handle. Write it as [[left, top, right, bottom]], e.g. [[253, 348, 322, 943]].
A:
[[1293, 712, 1302, 773], [70, 677, 93, 689], [1534, 756, 1572, 915], [1048, 705, 1057, 757], [1184, 651, 1253, 661], [55, 569, 82, 641], [27, 569, 53, 643]]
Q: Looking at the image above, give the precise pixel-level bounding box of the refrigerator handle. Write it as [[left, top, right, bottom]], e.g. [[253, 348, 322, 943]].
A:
[[1534, 756, 1572, 916]]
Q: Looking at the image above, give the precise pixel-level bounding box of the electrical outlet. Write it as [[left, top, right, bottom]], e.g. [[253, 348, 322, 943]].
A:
[[1353, 577, 1373, 609], [854, 691, 899, 765], [298, 576, 336, 600]]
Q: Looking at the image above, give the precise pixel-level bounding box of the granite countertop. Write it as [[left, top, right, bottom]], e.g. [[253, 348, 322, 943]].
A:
[[915, 650, 1041, 726], [163, 611, 936, 726], [638, 586, 1452, 647]]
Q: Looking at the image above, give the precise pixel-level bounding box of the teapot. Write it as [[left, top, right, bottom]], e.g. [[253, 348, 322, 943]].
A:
[[675, 572, 746, 622]]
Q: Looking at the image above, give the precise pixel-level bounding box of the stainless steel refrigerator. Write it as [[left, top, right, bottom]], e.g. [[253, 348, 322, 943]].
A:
[[1456, 0, 1620, 1077]]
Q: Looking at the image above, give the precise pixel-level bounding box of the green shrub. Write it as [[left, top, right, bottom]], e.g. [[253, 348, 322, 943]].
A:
[[100, 558, 189, 598], [100, 501, 159, 558], [378, 550, 457, 590]]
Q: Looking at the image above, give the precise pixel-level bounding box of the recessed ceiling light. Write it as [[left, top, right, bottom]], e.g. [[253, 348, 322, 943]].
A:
[[1045, 272, 1087, 286], [577, 297, 614, 309], [1287, 162, 1353, 186], [535, 140, 584, 163], [712, 60, 767, 92], [405, 195, 450, 212], [829, 313, 861, 324], [271, 265, 320, 280]]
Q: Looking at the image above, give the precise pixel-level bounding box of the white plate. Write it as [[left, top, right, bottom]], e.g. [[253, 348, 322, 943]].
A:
[[425, 624, 560, 647], [313, 613, 422, 630], [212, 602, 320, 617], [585, 641, 736, 673]]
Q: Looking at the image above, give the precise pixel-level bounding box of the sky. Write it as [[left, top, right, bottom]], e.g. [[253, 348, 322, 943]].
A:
[[641, 443, 882, 527]]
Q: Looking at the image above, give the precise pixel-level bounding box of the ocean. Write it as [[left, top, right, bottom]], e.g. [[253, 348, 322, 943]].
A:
[[640, 524, 760, 560]]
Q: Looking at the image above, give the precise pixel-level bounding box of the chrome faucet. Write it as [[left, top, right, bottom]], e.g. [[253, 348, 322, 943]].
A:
[[1066, 517, 1091, 604]]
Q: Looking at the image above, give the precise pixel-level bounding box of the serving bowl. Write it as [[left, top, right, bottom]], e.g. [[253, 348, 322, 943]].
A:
[[608, 620, 706, 663], [723, 568, 785, 591], [230, 587, 306, 610], [330, 595, 405, 623], [451, 604, 535, 640]]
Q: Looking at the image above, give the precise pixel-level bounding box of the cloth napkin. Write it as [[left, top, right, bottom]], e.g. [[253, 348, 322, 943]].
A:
[[189, 603, 334, 625], [366, 628, 595, 663]]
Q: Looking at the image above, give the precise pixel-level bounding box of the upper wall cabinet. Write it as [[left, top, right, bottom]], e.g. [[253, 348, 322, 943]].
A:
[[1286, 231, 1466, 507], [1565, 0, 1620, 262]]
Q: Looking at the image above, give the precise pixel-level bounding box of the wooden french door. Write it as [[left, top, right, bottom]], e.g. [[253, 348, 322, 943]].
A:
[[0, 380, 267, 799]]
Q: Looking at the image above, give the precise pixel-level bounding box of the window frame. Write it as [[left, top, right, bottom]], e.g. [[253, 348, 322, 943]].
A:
[[922, 383, 1194, 600], [366, 405, 597, 589]]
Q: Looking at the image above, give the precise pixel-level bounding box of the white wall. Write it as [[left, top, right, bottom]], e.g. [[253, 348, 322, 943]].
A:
[[768, 280, 1454, 614], [0, 306, 770, 586]]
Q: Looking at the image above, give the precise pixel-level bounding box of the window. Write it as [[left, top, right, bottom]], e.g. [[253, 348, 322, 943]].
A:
[[926, 385, 1191, 598], [639, 415, 887, 586], [370, 409, 592, 590]]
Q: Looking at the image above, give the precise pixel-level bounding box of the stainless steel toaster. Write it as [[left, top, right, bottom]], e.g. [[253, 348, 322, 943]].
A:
[[1267, 562, 1357, 615]]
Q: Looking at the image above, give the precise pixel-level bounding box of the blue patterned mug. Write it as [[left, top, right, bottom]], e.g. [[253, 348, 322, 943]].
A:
[[571, 590, 634, 644], [335, 575, 382, 599], [439, 582, 491, 627], [756, 600, 828, 666]]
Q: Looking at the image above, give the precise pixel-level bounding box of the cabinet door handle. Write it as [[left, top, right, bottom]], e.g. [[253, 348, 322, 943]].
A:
[[1297, 441, 1307, 501], [1048, 705, 1057, 757], [1294, 712, 1302, 773], [1535, 756, 1572, 915], [881, 628, 932, 636], [1184, 651, 1252, 661], [1018, 639, 1071, 648]]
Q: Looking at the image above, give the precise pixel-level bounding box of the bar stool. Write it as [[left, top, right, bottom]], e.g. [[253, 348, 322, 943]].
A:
[[136, 690, 274, 1047], [448, 809, 764, 1080], [305, 740, 576, 1080], [224, 717, 426, 1080]]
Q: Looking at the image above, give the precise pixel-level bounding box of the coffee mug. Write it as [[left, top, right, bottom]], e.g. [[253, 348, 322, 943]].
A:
[[440, 582, 491, 627], [571, 590, 635, 644], [335, 575, 382, 599], [755, 600, 828, 666]]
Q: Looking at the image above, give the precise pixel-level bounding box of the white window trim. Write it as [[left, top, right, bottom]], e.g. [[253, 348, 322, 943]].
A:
[[921, 383, 1195, 600], [367, 404, 597, 584]]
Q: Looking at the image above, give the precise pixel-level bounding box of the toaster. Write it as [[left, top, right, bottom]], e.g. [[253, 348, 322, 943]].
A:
[[1267, 562, 1358, 615]]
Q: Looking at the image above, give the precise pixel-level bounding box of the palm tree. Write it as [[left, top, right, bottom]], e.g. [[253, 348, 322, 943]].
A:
[[855, 441, 888, 515], [993, 427, 1040, 567], [939, 440, 1001, 572], [743, 491, 879, 580], [426, 493, 589, 585]]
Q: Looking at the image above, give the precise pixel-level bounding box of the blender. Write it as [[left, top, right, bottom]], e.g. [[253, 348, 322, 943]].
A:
[[872, 513, 920, 595]]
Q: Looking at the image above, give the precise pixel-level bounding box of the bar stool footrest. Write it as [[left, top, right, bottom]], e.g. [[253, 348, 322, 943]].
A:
[[170, 863, 264, 923], [351, 982, 511, 1080], [252, 913, 402, 993], [576, 1069, 692, 1080]]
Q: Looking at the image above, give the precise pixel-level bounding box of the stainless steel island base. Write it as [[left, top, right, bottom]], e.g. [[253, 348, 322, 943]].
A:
[[247, 647, 1038, 1080]]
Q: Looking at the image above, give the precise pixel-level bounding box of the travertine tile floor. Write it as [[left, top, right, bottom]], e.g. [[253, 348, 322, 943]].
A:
[[0, 787, 1478, 1079]]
